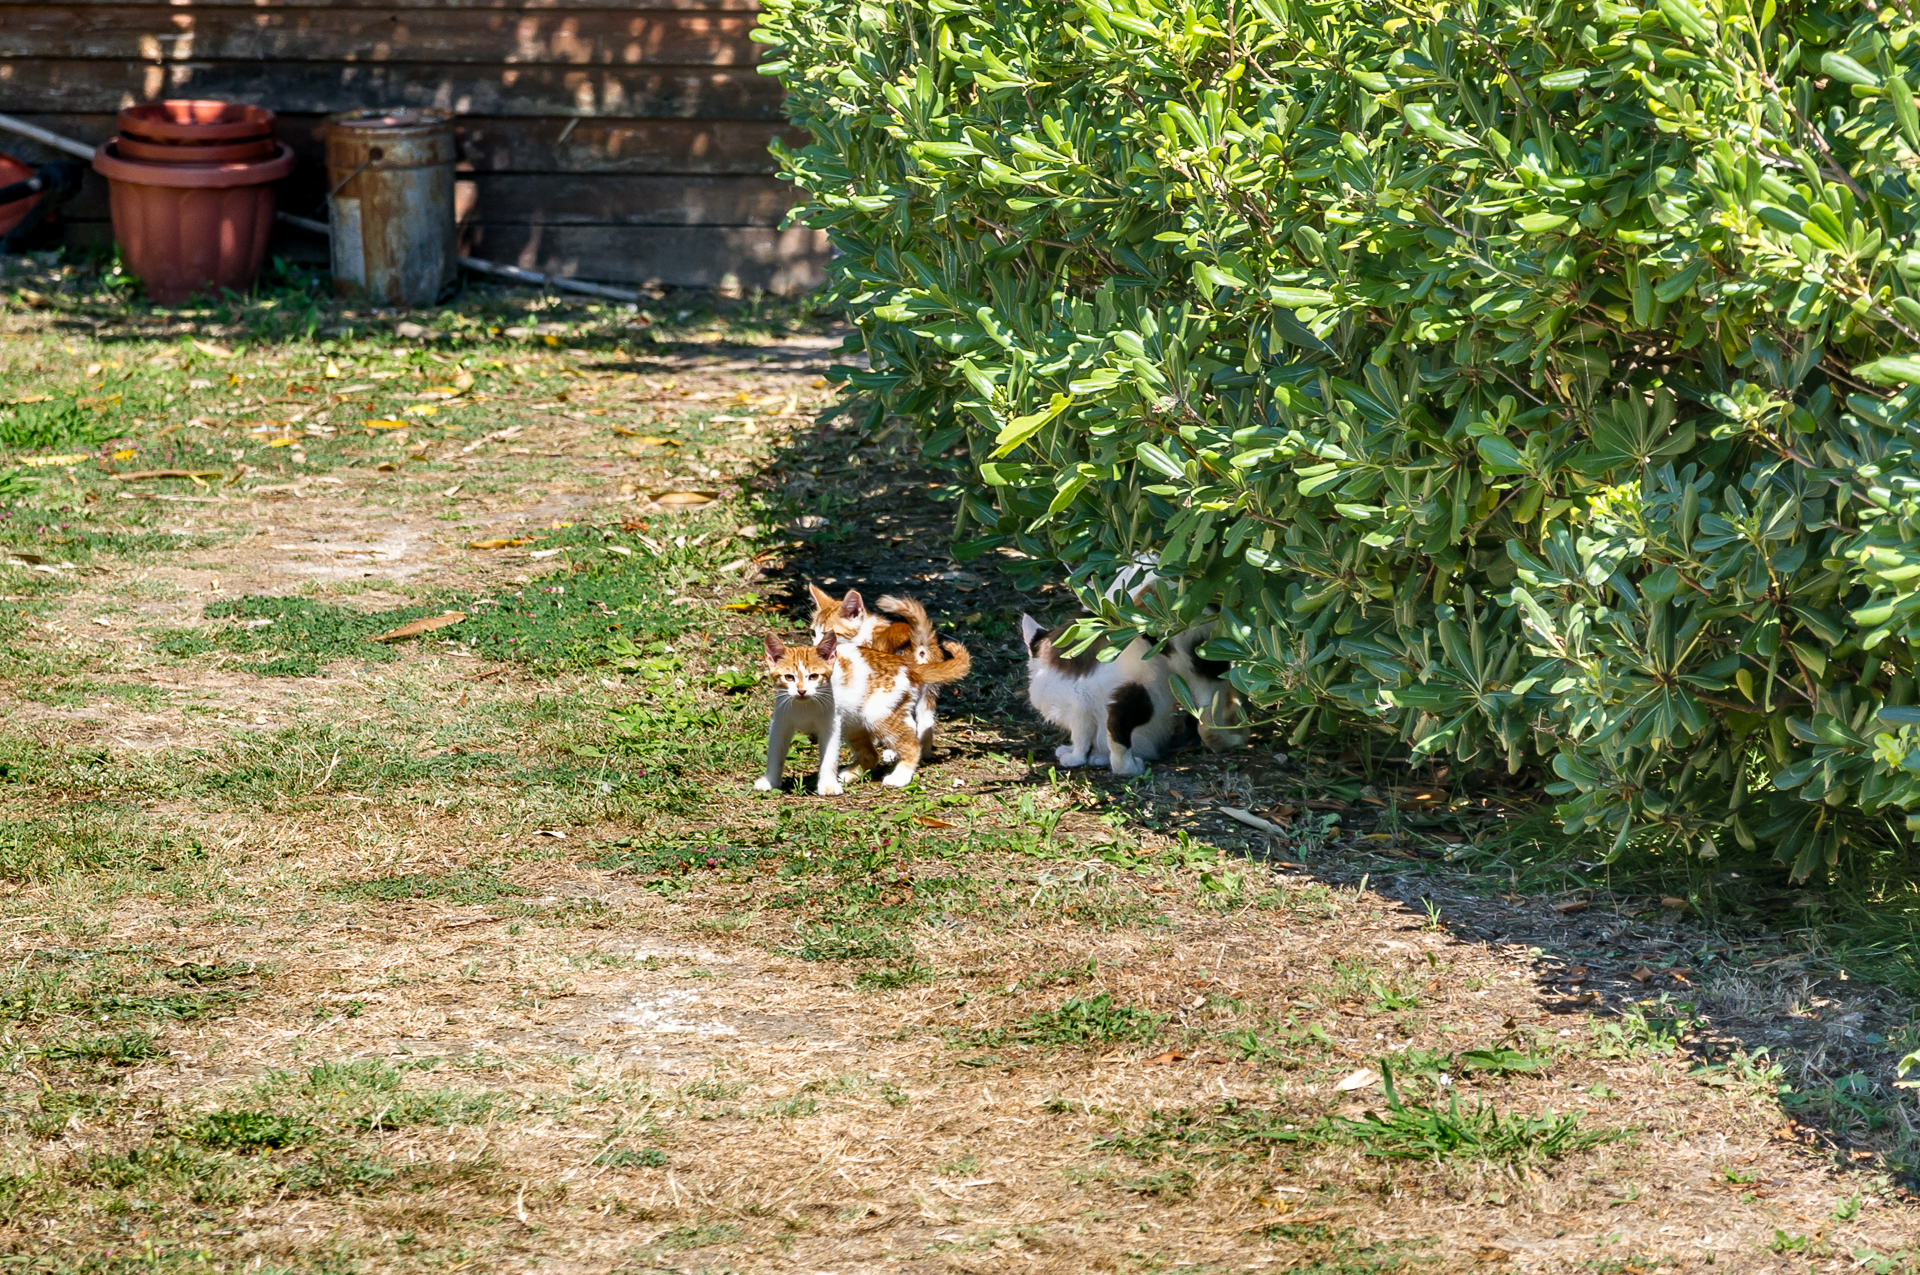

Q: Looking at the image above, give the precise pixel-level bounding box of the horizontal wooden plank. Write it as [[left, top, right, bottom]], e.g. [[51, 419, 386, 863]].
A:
[[454, 174, 796, 225], [0, 59, 785, 118], [52, 218, 822, 290], [44, 0, 761, 9], [0, 7, 764, 67], [461, 224, 826, 292], [59, 171, 795, 227], [457, 117, 796, 173], [0, 113, 797, 174]]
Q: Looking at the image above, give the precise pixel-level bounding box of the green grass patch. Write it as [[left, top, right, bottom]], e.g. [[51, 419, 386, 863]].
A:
[[1108, 1075, 1624, 1166], [179, 1110, 318, 1153], [159, 524, 716, 676], [38, 1030, 160, 1066], [326, 869, 528, 906], [785, 922, 911, 964], [967, 992, 1164, 1050]]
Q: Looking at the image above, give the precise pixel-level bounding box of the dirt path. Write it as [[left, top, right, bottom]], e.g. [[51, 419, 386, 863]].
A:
[[0, 274, 1915, 1273]]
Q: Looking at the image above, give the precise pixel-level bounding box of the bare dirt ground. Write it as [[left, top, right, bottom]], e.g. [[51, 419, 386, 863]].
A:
[[0, 270, 1916, 1273]]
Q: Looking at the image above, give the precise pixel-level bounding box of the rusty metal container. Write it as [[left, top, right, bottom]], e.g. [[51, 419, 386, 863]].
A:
[[325, 108, 457, 304]]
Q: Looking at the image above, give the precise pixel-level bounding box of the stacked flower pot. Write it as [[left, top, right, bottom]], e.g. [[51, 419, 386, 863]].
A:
[[92, 102, 294, 304]]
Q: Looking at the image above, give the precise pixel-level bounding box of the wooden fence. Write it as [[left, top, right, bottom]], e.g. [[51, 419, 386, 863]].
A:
[[0, 0, 825, 293]]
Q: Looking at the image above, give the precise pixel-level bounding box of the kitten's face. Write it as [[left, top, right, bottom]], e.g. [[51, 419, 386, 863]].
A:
[[808, 584, 868, 639], [764, 633, 830, 699]]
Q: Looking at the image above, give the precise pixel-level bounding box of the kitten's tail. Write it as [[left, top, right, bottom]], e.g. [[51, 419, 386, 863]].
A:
[[877, 594, 934, 645], [912, 640, 971, 685]]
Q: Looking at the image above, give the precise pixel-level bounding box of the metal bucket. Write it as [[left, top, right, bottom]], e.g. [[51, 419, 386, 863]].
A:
[[326, 108, 456, 304]]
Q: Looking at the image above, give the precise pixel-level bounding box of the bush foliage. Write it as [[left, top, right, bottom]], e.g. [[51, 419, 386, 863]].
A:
[[762, 0, 1920, 879]]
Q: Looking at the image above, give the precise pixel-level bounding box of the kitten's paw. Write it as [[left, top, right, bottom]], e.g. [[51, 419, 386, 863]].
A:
[[1055, 746, 1089, 767], [1109, 754, 1145, 777], [752, 775, 775, 791], [837, 768, 860, 784], [816, 776, 844, 796], [882, 767, 917, 788], [881, 749, 899, 764], [1089, 751, 1111, 767]]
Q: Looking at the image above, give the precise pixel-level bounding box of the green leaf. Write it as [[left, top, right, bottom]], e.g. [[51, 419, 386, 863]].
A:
[[991, 393, 1071, 458], [1820, 52, 1881, 88], [1134, 442, 1187, 479], [1516, 212, 1570, 233], [1853, 356, 1920, 385]]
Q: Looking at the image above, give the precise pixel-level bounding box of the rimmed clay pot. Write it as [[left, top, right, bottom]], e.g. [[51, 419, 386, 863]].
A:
[[113, 135, 276, 164], [93, 140, 295, 303], [119, 101, 274, 145], [0, 153, 42, 240]]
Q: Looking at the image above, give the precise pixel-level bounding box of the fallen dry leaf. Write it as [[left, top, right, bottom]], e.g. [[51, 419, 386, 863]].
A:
[[1142, 1050, 1187, 1066], [1336, 1068, 1380, 1092], [369, 612, 465, 643], [1572, 990, 1599, 1005], [1219, 807, 1287, 837], [191, 339, 233, 359], [1552, 899, 1589, 915], [363, 419, 408, 430], [1660, 895, 1688, 910], [112, 469, 222, 482], [1630, 966, 1655, 982], [18, 453, 92, 468], [912, 816, 956, 828], [441, 916, 502, 930], [468, 538, 532, 550], [654, 490, 717, 507]]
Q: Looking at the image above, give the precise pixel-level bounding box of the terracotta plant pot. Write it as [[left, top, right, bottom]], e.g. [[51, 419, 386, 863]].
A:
[[113, 135, 276, 164], [0, 153, 42, 239], [119, 101, 274, 145], [93, 141, 295, 304]]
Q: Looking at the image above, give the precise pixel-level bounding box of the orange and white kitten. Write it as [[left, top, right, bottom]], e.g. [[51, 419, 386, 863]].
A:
[[809, 586, 952, 761], [815, 632, 971, 793], [876, 593, 947, 754], [807, 583, 915, 654], [755, 633, 879, 790]]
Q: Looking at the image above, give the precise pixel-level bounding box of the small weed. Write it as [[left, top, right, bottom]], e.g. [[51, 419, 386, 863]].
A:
[[936, 1154, 980, 1176], [966, 993, 1164, 1050], [593, 1148, 668, 1168], [180, 1110, 317, 1153], [655, 1222, 741, 1250], [1593, 997, 1694, 1059], [854, 963, 935, 990], [1124, 1167, 1197, 1197], [786, 922, 910, 964], [39, 1030, 160, 1066], [328, 869, 529, 905]]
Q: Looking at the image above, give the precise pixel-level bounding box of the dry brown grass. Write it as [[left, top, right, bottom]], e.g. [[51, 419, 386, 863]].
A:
[[0, 281, 1912, 1273]]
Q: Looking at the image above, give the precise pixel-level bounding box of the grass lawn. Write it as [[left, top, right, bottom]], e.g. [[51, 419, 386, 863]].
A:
[[0, 253, 1915, 1272]]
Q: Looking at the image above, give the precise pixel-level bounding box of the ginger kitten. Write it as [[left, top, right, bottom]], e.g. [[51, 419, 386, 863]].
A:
[[815, 631, 971, 793], [754, 633, 879, 790], [810, 586, 951, 758]]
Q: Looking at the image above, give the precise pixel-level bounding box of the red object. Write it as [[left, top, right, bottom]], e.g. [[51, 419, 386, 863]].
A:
[[118, 101, 274, 145], [93, 141, 295, 303], [0, 152, 42, 238], [113, 135, 276, 164]]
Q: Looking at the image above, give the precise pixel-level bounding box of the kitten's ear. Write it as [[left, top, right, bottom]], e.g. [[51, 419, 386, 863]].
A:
[[808, 582, 836, 610], [1019, 614, 1045, 651], [763, 633, 785, 664], [816, 632, 839, 660], [839, 590, 864, 619]]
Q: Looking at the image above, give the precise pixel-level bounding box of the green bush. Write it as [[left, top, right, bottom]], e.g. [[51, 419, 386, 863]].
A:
[[762, 0, 1920, 879]]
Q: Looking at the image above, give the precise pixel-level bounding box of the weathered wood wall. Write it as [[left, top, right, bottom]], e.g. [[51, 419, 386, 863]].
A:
[[0, 0, 825, 294]]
